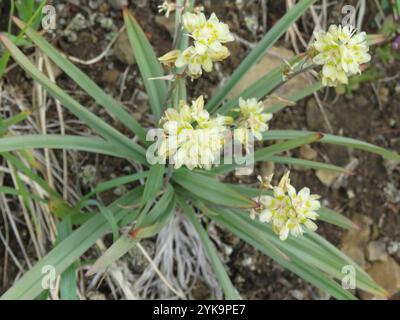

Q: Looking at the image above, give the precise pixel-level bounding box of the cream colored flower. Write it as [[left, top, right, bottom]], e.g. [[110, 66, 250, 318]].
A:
[[176, 12, 233, 78], [183, 12, 234, 54], [157, 96, 229, 170], [234, 97, 273, 146], [158, 1, 176, 18], [312, 24, 371, 87], [175, 46, 214, 79], [159, 100, 193, 135], [256, 172, 320, 241], [158, 49, 180, 67]]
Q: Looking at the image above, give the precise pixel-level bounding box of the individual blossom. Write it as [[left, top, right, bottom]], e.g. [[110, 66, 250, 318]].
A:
[[234, 97, 273, 146], [175, 46, 214, 79], [172, 12, 233, 78], [158, 1, 176, 18], [158, 49, 181, 68], [312, 24, 371, 87], [182, 12, 235, 55], [253, 172, 321, 241], [157, 96, 230, 170]]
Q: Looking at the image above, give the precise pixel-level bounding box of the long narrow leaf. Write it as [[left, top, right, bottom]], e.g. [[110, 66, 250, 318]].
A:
[[228, 184, 357, 230], [263, 130, 400, 161], [0, 135, 131, 160], [205, 205, 357, 300], [57, 217, 77, 300], [212, 133, 323, 175], [0, 35, 147, 164], [206, 0, 317, 112], [87, 186, 176, 275], [267, 156, 348, 173], [141, 164, 165, 205], [172, 169, 253, 208], [1, 187, 144, 300], [123, 8, 168, 121], [178, 196, 240, 300], [13, 17, 147, 142]]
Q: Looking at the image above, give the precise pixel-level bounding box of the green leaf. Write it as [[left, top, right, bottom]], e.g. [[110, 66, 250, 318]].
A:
[[86, 234, 137, 277], [172, 169, 253, 208], [0, 135, 133, 160], [263, 130, 400, 161], [267, 82, 323, 114], [205, 205, 358, 299], [267, 156, 348, 173], [78, 171, 149, 208], [206, 0, 317, 112], [0, 186, 46, 203], [84, 200, 120, 242], [0, 0, 46, 78], [212, 133, 323, 175], [87, 186, 176, 275], [15, 0, 43, 29], [178, 196, 240, 299], [227, 184, 357, 230], [0, 187, 144, 300], [229, 208, 385, 297], [137, 184, 175, 229], [123, 8, 168, 121], [0, 35, 147, 164], [217, 56, 316, 115], [317, 207, 358, 231], [142, 164, 165, 205], [57, 217, 77, 300], [13, 17, 147, 142]]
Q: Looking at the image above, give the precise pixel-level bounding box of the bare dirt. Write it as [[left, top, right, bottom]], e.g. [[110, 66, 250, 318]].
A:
[[0, 0, 399, 299]]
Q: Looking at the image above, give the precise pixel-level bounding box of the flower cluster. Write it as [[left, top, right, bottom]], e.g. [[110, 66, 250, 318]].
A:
[[157, 96, 232, 170], [157, 95, 273, 169], [233, 98, 273, 147], [312, 24, 371, 87], [252, 172, 321, 241], [157, 1, 176, 18], [159, 12, 234, 79]]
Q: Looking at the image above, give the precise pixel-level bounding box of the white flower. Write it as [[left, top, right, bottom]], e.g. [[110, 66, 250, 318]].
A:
[[158, 49, 180, 67], [157, 96, 229, 170], [176, 12, 233, 78], [312, 24, 371, 87], [234, 97, 272, 146], [158, 1, 176, 18], [256, 172, 320, 241], [175, 46, 214, 79]]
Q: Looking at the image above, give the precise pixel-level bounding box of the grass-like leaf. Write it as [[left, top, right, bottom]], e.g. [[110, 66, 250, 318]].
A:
[[12, 17, 147, 142], [205, 205, 366, 299], [0, 135, 133, 160], [228, 184, 357, 230], [267, 156, 348, 173], [57, 217, 77, 300], [0, 34, 147, 164], [206, 0, 317, 112], [212, 133, 323, 175], [173, 169, 253, 208], [0, 187, 144, 300], [87, 186, 176, 275], [77, 171, 149, 208], [142, 164, 165, 205], [123, 8, 168, 121], [264, 130, 400, 161], [178, 196, 240, 300]]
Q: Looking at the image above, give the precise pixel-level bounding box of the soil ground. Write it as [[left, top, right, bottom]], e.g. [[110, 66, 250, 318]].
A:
[[0, 0, 399, 299]]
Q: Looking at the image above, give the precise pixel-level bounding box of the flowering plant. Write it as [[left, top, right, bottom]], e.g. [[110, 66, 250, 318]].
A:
[[0, 0, 398, 300]]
